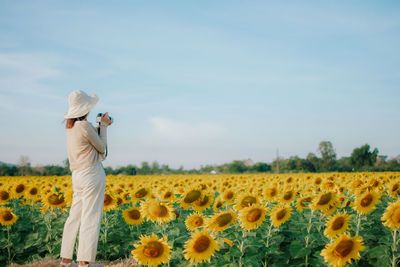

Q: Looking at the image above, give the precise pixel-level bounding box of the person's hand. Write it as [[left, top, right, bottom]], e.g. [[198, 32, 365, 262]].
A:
[[101, 112, 112, 125]]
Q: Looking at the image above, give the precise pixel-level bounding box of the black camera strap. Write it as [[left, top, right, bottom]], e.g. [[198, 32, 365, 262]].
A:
[[97, 126, 108, 157]]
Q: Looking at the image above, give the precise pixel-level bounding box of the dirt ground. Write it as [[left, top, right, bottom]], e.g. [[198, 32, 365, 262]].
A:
[[8, 257, 138, 267]]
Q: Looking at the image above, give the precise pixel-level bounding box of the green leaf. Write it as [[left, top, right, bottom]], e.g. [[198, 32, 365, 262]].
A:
[[289, 240, 312, 259]]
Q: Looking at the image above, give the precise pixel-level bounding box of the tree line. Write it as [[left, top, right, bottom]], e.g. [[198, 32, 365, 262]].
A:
[[0, 141, 399, 176]]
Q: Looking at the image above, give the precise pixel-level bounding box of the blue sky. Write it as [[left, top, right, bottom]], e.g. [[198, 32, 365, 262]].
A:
[[0, 1, 399, 168]]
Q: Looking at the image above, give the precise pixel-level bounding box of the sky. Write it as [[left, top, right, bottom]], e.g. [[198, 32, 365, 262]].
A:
[[0, 1, 399, 169]]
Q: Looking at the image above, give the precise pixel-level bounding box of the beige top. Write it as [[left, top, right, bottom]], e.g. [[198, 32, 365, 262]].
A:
[[66, 120, 108, 172]]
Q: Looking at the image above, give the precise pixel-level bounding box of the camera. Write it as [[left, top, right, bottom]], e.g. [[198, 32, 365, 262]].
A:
[[96, 113, 114, 124]]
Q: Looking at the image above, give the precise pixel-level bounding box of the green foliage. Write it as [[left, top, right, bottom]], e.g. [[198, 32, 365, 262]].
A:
[[350, 144, 379, 171]]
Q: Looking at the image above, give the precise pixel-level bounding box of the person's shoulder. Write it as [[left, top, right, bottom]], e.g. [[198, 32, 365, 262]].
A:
[[75, 121, 95, 131]]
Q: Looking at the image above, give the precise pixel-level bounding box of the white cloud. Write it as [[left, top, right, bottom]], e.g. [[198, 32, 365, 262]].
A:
[[148, 116, 227, 146], [0, 52, 66, 116], [0, 53, 63, 93]]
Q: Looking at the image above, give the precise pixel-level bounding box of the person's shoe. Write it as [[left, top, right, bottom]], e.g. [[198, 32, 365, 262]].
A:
[[60, 261, 77, 267]]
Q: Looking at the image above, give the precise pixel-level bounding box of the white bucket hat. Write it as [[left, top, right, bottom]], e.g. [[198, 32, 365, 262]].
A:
[[64, 90, 98, 119]]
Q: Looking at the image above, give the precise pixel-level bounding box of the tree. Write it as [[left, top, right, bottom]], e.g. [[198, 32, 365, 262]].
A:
[[138, 161, 151, 175], [318, 141, 337, 171], [225, 160, 247, 173], [249, 162, 271, 173], [151, 161, 161, 174], [350, 144, 378, 171], [18, 155, 31, 176], [306, 153, 321, 172]]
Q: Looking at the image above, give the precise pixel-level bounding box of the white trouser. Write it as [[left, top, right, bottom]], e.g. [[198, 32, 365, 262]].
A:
[[60, 163, 106, 262]]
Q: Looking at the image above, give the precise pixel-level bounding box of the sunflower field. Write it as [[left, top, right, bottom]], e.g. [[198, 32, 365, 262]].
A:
[[1, 172, 400, 267]]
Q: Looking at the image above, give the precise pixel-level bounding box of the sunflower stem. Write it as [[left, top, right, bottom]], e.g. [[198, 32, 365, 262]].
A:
[[305, 209, 314, 267], [392, 229, 397, 267], [266, 223, 273, 248], [7, 225, 11, 265], [355, 213, 361, 236], [264, 223, 274, 266], [238, 230, 246, 267]]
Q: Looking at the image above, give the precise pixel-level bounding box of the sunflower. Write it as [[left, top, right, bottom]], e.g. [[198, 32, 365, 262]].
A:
[[25, 186, 40, 201], [213, 196, 226, 211], [103, 191, 118, 212], [263, 185, 279, 202], [222, 189, 236, 205], [238, 204, 267, 231], [0, 207, 18, 226], [324, 212, 352, 239], [185, 212, 206, 231], [234, 193, 259, 211], [388, 179, 400, 199], [353, 190, 381, 215], [180, 187, 203, 210], [13, 183, 26, 198], [0, 189, 11, 204], [296, 195, 313, 213], [192, 191, 214, 212], [131, 187, 151, 202], [280, 187, 296, 204], [141, 200, 175, 224], [206, 210, 237, 233], [320, 234, 365, 267], [183, 230, 219, 264], [122, 207, 144, 225], [312, 191, 336, 212], [270, 204, 292, 227], [323, 201, 339, 216], [131, 233, 172, 266], [157, 187, 176, 203], [381, 200, 400, 230], [42, 190, 66, 211]]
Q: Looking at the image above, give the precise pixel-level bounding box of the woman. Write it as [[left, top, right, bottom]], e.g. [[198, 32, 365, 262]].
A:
[[59, 90, 112, 267]]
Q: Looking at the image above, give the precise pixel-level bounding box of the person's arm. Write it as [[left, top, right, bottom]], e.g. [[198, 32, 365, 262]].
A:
[[81, 122, 107, 154]]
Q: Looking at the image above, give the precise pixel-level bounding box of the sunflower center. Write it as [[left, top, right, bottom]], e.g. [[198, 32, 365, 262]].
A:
[[16, 184, 25, 193], [48, 194, 64, 205], [315, 178, 322, 185], [104, 194, 113, 205], [283, 191, 293, 200], [317, 192, 332, 205], [164, 192, 172, 199], [2, 211, 13, 221], [392, 207, 400, 223], [193, 217, 203, 226], [333, 239, 354, 258], [193, 236, 211, 253], [29, 188, 38, 195], [276, 209, 286, 220], [135, 188, 148, 198], [117, 197, 123, 205], [197, 196, 209, 206], [143, 241, 164, 258], [0, 191, 10, 200], [184, 190, 201, 203], [215, 202, 223, 209], [128, 209, 141, 220], [360, 194, 373, 207], [300, 197, 312, 207], [149, 203, 168, 217], [216, 213, 233, 227], [267, 188, 277, 197], [392, 184, 399, 193], [331, 217, 345, 230], [246, 208, 262, 222], [226, 192, 234, 199], [241, 196, 256, 207]]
